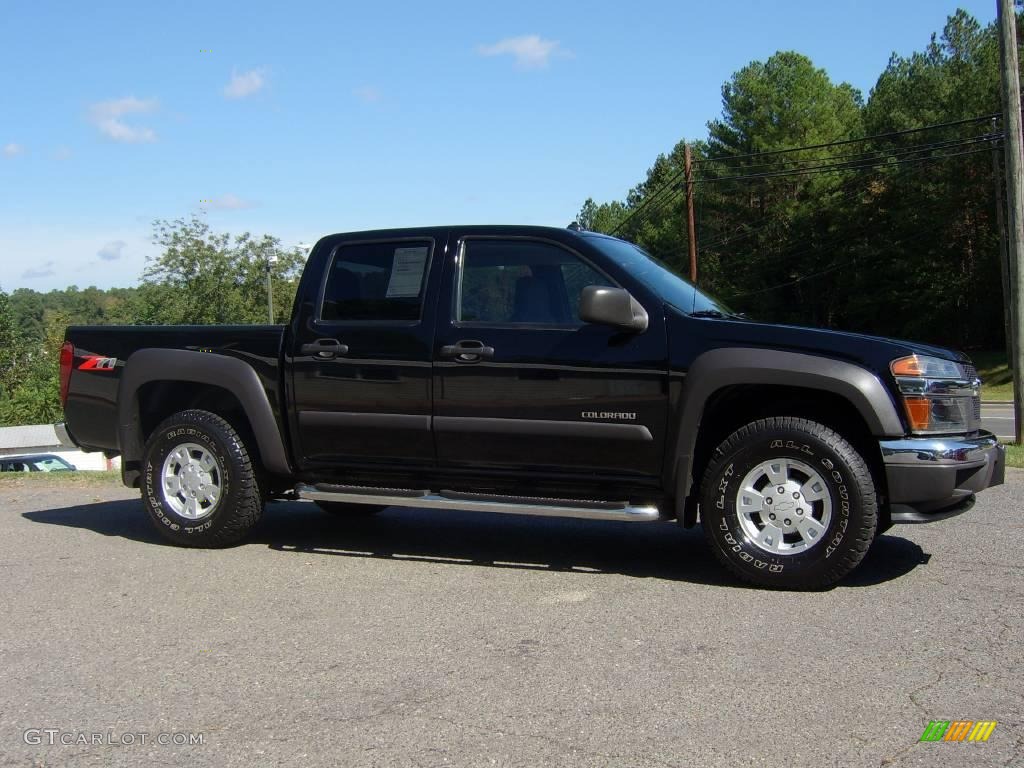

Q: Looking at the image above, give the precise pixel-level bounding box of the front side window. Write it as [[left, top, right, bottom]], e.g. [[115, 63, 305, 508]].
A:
[[321, 240, 431, 322], [458, 240, 614, 325]]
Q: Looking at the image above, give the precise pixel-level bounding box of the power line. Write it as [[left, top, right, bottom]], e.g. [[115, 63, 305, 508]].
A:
[[607, 114, 999, 236], [699, 138, 997, 184], [695, 113, 1000, 167], [648, 142, 993, 261], [697, 132, 1001, 175], [695, 152, 961, 252], [609, 176, 686, 235]]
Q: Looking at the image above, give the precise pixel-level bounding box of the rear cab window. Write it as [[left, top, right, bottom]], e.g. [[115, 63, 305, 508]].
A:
[[320, 240, 432, 322]]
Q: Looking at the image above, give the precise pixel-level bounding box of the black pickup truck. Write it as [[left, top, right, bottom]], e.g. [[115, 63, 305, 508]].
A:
[[58, 225, 1005, 588]]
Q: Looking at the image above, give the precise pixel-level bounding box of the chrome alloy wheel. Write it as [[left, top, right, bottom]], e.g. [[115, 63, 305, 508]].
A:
[[161, 442, 223, 520], [735, 458, 832, 556]]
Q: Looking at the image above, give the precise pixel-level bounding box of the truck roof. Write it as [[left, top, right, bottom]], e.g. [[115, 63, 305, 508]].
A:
[[318, 224, 597, 243]]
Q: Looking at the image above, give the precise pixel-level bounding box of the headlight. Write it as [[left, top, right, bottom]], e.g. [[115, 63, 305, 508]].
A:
[[890, 354, 980, 435]]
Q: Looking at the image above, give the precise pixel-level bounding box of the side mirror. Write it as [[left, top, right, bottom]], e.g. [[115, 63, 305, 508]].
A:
[[579, 286, 648, 333]]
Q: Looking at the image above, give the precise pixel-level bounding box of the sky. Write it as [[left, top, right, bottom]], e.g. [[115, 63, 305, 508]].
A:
[[0, 0, 999, 292]]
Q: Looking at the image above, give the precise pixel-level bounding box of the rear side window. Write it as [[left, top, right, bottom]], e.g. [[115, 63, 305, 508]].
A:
[[458, 240, 614, 325], [321, 240, 431, 322]]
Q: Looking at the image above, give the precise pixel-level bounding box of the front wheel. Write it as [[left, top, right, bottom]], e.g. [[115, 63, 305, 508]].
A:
[[699, 417, 877, 589], [141, 409, 264, 547]]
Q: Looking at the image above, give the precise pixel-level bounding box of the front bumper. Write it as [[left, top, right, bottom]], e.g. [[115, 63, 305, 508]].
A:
[[880, 430, 1005, 522]]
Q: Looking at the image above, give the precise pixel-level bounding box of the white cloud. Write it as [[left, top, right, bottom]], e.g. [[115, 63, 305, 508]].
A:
[[53, 146, 73, 160], [475, 35, 569, 69], [87, 97, 159, 143], [3, 143, 25, 157], [97, 240, 127, 261], [353, 85, 382, 103], [224, 68, 266, 99], [22, 261, 56, 279], [200, 194, 256, 210]]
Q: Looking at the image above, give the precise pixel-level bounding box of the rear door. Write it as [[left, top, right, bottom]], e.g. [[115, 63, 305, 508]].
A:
[[432, 233, 669, 480], [290, 233, 445, 470]]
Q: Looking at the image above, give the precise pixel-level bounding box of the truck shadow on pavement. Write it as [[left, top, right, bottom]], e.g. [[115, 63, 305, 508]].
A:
[[23, 499, 931, 589]]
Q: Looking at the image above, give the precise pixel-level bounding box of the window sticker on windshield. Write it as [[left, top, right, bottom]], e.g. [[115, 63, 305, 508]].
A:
[[385, 246, 429, 298]]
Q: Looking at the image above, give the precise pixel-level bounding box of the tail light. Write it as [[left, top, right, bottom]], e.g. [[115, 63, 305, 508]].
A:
[[59, 341, 74, 407]]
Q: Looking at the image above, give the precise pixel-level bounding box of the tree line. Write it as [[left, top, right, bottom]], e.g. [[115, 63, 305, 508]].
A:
[[578, 10, 1015, 351]]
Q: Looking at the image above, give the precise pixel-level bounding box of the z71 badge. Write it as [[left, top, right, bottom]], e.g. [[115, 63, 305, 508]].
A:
[[78, 356, 118, 371]]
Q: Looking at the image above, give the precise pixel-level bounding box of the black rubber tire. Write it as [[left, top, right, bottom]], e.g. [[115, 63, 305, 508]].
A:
[[316, 501, 385, 517], [699, 417, 878, 590], [141, 409, 264, 547]]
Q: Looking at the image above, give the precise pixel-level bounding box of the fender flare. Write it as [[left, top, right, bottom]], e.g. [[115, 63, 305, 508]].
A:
[[670, 347, 904, 511], [117, 348, 291, 476]]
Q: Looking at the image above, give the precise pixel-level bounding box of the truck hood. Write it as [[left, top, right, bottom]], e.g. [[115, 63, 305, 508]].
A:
[[666, 306, 970, 381]]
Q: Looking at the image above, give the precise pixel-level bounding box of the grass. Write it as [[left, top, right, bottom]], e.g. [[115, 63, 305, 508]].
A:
[[0, 469, 122, 486], [971, 350, 1014, 401], [1003, 442, 1024, 469]]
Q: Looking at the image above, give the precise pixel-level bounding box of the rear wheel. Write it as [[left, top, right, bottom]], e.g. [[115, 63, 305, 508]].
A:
[[141, 409, 264, 547], [316, 501, 385, 517], [699, 417, 877, 589]]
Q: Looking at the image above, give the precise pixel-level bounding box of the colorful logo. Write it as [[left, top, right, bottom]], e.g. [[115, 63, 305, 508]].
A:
[[919, 720, 997, 742], [78, 356, 118, 371]]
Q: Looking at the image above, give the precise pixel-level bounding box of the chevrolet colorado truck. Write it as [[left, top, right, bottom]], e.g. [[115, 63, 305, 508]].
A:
[[57, 225, 1005, 588]]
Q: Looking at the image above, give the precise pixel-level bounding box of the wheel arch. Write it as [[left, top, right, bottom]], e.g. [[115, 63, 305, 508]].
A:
[[118, 349, 291, 486], [670, 348, 904, 525]]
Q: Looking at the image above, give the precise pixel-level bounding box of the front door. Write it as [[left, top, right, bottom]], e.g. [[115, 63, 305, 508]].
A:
[[433, 234, 669, 482], [290, 233, 445, 470]]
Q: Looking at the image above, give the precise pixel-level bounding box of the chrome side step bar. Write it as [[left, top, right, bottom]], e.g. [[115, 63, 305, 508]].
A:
[[295, 483, 663, 522]]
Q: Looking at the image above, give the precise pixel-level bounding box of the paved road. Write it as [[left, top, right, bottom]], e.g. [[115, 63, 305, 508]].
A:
[[0, 477, 1021, 768], [982, 402, 1016, 439]]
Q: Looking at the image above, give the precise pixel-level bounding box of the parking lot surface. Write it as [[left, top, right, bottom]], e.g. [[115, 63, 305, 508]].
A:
[[0, 475, 1021, 768], [982, 402, 1016, 439]]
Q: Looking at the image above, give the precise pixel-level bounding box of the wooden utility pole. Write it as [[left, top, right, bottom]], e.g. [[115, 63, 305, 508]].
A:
[[992, 118, 1013, 363], [997, 0, 1024, 443], [684, 143, 698, 283], [265, 257, 274, 324]]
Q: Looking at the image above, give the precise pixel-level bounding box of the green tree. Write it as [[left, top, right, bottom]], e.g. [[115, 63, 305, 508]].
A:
[[0, 287, 19, 397], [577, 11, 1014, 349], [125, 215, 305, 325], [707, 52, 862, 155], [0, 293, 65, 426]]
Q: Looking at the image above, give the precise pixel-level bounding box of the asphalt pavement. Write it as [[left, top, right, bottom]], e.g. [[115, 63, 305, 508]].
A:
[[0, 476, 1021, 768], [982, 402, 1016, 439]]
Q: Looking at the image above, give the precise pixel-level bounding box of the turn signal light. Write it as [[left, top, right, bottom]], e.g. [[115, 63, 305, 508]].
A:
[[891, 355, 926, 376], [902, 395, 931, 432]]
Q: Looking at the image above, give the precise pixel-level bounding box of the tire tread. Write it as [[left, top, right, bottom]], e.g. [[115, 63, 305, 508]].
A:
[[143, 409, 263, 547], [700, 416, 877, 589]]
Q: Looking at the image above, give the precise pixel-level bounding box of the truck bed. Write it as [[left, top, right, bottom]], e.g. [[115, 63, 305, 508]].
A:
[[63, 325, 285, 455]]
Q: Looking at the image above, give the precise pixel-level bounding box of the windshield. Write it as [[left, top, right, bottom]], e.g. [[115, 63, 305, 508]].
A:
[[585, 235, 736, 317]]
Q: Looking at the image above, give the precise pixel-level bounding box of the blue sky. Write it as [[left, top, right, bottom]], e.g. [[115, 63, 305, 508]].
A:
[[0, 0, 998, 292]]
